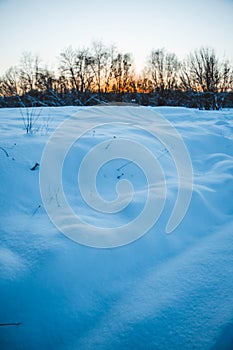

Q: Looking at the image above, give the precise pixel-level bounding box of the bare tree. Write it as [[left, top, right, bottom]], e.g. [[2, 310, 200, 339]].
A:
[[179, 47, 233, 109], [89, 41, 111, 93], [59, 46, 80, 91], [59, 46, 95, 93], [180, 47, 225, 92], [76, 49, 94, 92], [18, 52, 41, 93], [146, 49, 180, 91], [219, 60, 233, 92], [111, 52, 134, 93], [0, 67, 20, 97], [102, 45, 118, 93]]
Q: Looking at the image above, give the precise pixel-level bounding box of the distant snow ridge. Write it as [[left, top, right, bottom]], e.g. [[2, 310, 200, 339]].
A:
[[40, 106, 193, 248]]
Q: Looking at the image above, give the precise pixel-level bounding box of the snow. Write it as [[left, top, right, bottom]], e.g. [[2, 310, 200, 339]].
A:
[[0, 106, 233, 349]]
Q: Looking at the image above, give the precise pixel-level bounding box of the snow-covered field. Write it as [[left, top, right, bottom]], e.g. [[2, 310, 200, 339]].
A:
[[0, 106, 233, 349]]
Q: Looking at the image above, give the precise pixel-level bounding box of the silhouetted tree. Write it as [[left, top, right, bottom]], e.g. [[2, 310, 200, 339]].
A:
[[0, 44, 232, 108], [0, 67, 19, 97], [145, 49, 180, 92], [180, 47, 232, 92], [111, 52, 134, 93], [18, 52, 41, 93]]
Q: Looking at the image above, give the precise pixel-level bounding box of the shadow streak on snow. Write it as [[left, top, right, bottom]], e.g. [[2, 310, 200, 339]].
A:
[[211, 322, 233, 350]]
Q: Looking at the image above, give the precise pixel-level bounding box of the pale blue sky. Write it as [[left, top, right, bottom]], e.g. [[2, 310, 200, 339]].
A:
[[0, 0, 232, 74]]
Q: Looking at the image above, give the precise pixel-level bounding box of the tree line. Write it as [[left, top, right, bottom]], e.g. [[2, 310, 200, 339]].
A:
[[0, 42, 233, 109]]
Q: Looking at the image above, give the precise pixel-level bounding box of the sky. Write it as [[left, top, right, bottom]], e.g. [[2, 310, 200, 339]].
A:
[[0, 0, 233, 74]]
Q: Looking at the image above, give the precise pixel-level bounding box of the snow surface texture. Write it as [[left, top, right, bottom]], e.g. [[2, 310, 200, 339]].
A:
[[39, 106, 193, 248], [0, 106, 233, 349]]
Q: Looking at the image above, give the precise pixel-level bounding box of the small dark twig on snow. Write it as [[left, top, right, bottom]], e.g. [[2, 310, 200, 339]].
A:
[[32, 205, 41, 216], [0, 146, 9, 158], [30, 162, 39, 171], [0, 322, 22, 327]]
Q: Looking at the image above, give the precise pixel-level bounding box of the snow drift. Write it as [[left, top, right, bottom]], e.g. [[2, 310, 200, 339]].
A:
[[0, 106, 233, 349]]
